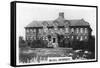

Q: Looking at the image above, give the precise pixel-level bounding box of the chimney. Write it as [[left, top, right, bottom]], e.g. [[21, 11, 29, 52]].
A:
[[59, 12, 64, 18]]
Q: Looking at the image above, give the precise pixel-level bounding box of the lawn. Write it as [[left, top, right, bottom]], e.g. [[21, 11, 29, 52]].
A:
[[19, 47, 94, 63]]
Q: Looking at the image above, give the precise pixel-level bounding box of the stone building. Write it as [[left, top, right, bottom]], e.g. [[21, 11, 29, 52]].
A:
[[25, 12, 92, 48]]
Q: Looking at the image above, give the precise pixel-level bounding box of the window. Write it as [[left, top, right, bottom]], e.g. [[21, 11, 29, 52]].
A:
[[80, 28, 83, 33], [80, 36, 83, 41], [60, 28, 63, 32], [38, 29, 42, 33], [66, 28, 69, 33], [85, 36, 87, 39], [45, 37, 48, 41], [33, 36, 36, 40], [85, 28, 88, 33], [26, 29, 29, 33], [44, 28, 48, 32], [33, 29, 36, 32], [30, 29, 32, 32], [71, 28, 74, 33], [77, 36, 79, 39], [30, 29, 33, 34], [43, 36, 45, 40], [54, 27, 58, 31], [76, 28, 79, 33], [71, 36, 74, 39], [30, 36, 33, 41]]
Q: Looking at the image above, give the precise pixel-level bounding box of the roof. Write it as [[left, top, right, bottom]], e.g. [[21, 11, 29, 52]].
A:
[[25, 13, 89, 28], [26, 20, 54, 28], [69, 19, 89, 26], [26, 19, 89, 28]]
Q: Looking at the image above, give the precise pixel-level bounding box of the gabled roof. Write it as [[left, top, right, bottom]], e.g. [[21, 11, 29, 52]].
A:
[[69, 19, 89, 26], [26, 19, 89, 28], [25, 13, 89, 28], [26, 20, 54, 28]]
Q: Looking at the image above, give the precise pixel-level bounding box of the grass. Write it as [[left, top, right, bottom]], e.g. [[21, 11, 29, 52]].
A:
[[19, 47, 94, 63]]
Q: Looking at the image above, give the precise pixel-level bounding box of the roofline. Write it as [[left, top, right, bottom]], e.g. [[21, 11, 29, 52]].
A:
[[25, 25, 90, 29]]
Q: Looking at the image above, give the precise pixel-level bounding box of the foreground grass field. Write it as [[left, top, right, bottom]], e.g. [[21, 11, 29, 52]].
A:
[[19, 47, 94, 63]]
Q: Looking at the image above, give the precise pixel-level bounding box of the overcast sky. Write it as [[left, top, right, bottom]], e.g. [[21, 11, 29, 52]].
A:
[[16, 3, 96, 39]]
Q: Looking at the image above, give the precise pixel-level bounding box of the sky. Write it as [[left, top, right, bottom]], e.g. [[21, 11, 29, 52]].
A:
[[16, 3, 96, 39]]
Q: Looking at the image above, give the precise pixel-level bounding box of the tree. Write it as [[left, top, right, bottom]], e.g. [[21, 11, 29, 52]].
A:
[[19, 36, 26, 48]]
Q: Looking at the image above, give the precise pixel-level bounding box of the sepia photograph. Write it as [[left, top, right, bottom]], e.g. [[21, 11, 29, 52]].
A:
[[11, 1, 98, 66]]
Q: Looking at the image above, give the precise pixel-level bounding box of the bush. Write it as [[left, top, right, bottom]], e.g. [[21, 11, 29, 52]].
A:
[[19, 36, 28, 48], [30, 39, 48, 48]]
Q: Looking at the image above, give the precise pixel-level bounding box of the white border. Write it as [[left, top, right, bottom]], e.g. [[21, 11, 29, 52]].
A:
[[16, 2, 97, 65]]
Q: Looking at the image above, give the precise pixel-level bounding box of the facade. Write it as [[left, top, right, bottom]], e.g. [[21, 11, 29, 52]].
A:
[[25, 12, 92, 48]]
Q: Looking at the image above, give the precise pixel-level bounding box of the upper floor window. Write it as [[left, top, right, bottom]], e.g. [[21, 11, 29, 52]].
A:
[[80, 28, 83, 33], [38, 29, 42, 33], [54, 27, 58, 31], [76, 28, 79, 33], [66, 28, 69, 33], [30, 29, 33, 34], [71, 28, 74, 33], [33, 29, 36, 33], [60, 28, 63, 32], [43, 28, 48, 32], [85, 28, 88, 33], [26, 29, 29, 33]]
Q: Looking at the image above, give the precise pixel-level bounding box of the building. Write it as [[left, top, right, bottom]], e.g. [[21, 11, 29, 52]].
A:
[[25, 12, 92, 48]]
